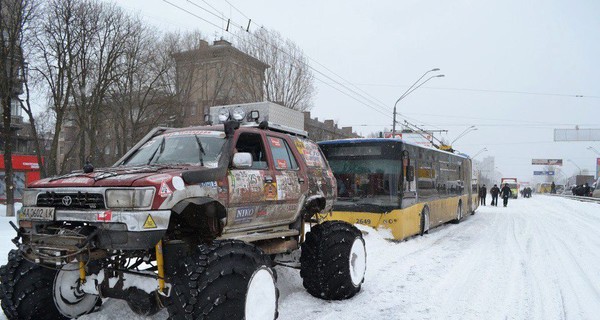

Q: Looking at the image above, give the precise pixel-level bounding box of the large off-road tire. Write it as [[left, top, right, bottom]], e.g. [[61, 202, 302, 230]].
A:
[[300, 221, 366, 300], [0, 250, 67, 320], [166, 240, 278, 320]]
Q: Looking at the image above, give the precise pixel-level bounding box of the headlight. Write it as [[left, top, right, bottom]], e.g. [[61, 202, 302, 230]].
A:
[[22, 190, 39, 206], [105, 188, 154, 209]]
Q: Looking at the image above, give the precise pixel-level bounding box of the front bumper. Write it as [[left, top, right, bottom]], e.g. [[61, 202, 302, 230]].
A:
[[17, 209, 171, 252], [18, 208, 171, 231]]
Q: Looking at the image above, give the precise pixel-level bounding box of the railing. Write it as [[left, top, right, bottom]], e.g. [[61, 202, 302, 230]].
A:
[[548, 193, 600, 204]]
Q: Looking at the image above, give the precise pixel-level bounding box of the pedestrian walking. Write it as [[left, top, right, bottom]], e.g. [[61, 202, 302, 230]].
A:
[[490, 184, 500, 206], [479, 184, 487, 205], [500, 183, 512, 207], [550, 181, 556, 194]]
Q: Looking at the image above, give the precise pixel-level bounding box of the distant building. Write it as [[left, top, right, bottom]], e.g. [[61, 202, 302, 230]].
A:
[[173, 39, 269, 126], [303, 112, 360, 141]]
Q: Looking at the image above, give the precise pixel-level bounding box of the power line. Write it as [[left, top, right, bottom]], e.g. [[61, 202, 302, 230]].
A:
[[346, 82, 600, 99]]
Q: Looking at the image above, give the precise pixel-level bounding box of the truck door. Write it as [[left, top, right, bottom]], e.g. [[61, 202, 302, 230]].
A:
[[265, 134, 305, 223], [227, 131, 272, 230]]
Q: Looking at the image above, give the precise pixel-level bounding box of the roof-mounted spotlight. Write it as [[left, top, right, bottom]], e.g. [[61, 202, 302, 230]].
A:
[[232, 106, 246, 121], [250, 110, 260, 122], [218, 107, 230, 122]]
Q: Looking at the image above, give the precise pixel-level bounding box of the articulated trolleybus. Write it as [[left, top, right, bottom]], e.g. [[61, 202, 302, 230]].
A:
[[318, 138, 475, 241]]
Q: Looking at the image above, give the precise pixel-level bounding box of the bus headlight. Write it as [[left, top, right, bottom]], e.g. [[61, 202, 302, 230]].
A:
[[106, 189, 154, 209]]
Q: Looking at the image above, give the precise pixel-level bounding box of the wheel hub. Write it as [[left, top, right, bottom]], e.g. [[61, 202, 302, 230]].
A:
[[349, 237, 367, 287], [245, 266, 277, 320]]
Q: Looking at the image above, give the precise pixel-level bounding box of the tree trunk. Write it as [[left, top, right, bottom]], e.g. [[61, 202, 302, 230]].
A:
[[2, 96, 15, 217]]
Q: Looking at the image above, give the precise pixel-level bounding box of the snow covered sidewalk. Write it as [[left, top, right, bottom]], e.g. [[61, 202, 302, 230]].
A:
[[1, 195, 599, 319]]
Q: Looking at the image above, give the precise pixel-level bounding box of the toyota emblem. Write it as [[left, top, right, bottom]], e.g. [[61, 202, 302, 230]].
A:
[[62, 196, 73, 206]]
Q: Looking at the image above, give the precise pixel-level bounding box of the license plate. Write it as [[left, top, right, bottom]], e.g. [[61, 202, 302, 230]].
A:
[[20, 207, 55, 221]]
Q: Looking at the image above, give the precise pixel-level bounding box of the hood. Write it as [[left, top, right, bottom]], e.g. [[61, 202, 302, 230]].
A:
[[28, 165, 209, 188]]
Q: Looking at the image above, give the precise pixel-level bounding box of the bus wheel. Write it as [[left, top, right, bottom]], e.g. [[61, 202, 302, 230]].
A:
[[419, 207, 430, 236], [452, 202, 462, 224]]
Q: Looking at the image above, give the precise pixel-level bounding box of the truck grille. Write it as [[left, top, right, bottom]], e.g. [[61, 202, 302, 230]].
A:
[[36, 192, 106, 210]]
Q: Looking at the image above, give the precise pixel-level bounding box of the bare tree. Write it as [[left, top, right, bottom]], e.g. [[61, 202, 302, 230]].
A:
[[234, 28, 316, 111], [31, 0, 78, 176], [0, 0, 36, 216], [107, 24, 177, 160]]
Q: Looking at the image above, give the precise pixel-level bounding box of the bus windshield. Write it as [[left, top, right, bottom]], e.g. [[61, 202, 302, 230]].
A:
[[328, 158, 402, 212]]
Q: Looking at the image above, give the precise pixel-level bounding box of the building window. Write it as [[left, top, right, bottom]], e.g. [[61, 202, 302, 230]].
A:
[[10, 100, 22, 117]]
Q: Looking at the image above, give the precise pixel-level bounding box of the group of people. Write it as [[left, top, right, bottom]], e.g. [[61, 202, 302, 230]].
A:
[[478, 183, 513, 207], [571, 183, 592, 197], [520, 187, 532, 198]]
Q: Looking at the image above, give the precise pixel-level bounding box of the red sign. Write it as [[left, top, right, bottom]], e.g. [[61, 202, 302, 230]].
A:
[[596, 158, 600, 179], [97, 210, 113, 222], [0, 154, 43, 171]]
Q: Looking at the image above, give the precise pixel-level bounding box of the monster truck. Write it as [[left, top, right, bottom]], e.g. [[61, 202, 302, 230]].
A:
[[0, 106, 367, 319]]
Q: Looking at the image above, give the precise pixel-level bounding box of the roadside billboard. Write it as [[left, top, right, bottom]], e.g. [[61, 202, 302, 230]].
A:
[[532, 159, 563, 166], [554, 129, 600, 141]]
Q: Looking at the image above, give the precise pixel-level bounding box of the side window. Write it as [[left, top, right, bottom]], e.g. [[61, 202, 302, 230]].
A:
[[293, 137, 326, 168], [235, 132, 268, 169], [268, 136, 298, 170]]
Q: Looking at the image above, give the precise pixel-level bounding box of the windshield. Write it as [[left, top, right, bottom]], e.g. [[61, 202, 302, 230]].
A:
[[122, 131, 226, 167], [328, 158, 402, 212]]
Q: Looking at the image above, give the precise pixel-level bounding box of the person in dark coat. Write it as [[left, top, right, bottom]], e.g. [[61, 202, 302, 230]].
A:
[[550, 181, 556, 194], [479, 184, 487, 206], [500, 183, 512, 207], [490, 184, 500, 206]]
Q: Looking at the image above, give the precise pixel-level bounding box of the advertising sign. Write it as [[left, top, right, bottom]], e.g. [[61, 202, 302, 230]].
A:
[[554, 129, 600, 141], [533, 171, 555, 176], [532, 159, 563, 166], [597, 158, 600, 179]]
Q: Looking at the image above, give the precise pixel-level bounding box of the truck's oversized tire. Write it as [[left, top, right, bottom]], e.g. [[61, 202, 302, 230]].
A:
[[166, 240, 278, 320], [300, 221, 366, 300], [0, 250, 67, 320]]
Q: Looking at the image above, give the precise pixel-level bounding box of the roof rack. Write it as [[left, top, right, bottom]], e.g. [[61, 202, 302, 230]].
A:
[[241, 121, 308, 137]]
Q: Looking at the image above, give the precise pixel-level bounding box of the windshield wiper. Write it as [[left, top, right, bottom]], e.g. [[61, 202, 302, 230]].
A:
[[194, 135, 205, 166], [147, 137, 166, 165]]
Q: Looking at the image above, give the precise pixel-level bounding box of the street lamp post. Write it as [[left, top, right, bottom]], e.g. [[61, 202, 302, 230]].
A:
[[472, 147, 488, 159], [587, 146, 600, 155], [451, 126, 477, 145], [392, 68, 444, 137]]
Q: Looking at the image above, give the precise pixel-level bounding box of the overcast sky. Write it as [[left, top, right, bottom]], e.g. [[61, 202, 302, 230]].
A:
[[120, 0, 600, 183]]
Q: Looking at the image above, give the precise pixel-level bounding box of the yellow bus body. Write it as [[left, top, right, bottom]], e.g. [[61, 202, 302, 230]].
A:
[[323, 195, 469, 241]]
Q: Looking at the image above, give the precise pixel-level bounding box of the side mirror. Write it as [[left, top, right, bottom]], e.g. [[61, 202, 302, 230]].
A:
[[406, 166, 415, 182], [233, 152, 253, 168]]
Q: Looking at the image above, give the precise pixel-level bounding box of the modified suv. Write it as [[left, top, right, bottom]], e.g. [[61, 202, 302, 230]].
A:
[[0, 106, 366, 320]]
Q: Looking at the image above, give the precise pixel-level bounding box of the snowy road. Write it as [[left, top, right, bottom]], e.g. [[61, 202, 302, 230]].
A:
[[1, 195, 600, 319]]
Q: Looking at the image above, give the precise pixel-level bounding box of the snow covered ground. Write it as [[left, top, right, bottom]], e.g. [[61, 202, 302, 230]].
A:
[[1, 195, 600, 319]]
